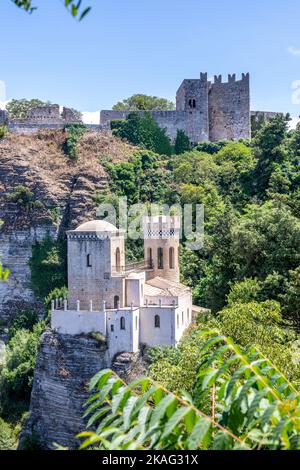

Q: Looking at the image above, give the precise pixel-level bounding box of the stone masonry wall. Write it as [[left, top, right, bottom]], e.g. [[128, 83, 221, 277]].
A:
[[100, 109, 209, 144], [208, 73, 251, 141]]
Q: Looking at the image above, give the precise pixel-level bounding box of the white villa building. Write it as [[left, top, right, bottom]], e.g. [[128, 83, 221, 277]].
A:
[[51, 216, 195, 357]]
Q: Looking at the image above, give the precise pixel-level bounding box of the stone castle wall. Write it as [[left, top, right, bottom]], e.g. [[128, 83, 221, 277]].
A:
[[7, 104, 83, 134], [101, 72, 251, 144], [100, 109, 209, 144], [208, 73, 250, 142]]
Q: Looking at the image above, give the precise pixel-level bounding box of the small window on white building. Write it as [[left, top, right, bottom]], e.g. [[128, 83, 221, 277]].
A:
[[182, 311, 184, 325], [187, 309, 190, 322], [120, 316, 125, 330], [115, 248, 121, 272], [87, 254, 92, 267], [111, 324, 114, 332], [155, 315, 160, 328], [114, 295, 119, 309], [158, 248, 164, 269], [147, 248, 153, 268], [177, 314, 179, 328], [169, 247, 175, 269]]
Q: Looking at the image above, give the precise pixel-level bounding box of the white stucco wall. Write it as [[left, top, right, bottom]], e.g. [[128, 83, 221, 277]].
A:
[[51, 310, 106, 336], [175, 292, 193, 342], [106, 308, 139, 357], [125, 272, 145, 307], [139, 306, 176, 347]]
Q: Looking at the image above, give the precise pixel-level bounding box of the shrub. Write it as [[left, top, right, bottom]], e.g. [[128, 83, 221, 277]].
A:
[[0, 418, 17, 450], [7, 185, 44, 211], [0, 126, 7, 139], [64, 124, 87, 160], [174, 129, 190, 154], [8, 310, 39, 340], [29, 235, 67, 300], [0, 323, 44, 419], [111, 112, 174, 156]]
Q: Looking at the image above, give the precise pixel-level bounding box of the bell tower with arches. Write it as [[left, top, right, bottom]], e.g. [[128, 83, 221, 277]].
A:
[[143, 215, 180, 283]]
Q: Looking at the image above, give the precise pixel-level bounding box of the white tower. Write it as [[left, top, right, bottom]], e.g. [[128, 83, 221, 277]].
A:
[[67, 220, 126, 310], [143, 216, 180, 283]]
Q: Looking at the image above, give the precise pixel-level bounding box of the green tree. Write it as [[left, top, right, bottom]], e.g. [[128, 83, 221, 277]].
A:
[[226, 278, 261, 306], [111, 112, 174, 156], [231, 201, 300, 281], [252, 115, 289, 197], [112, 94, 175, 111], [174, 129, 190, 154], [0, 323, 44, 419]]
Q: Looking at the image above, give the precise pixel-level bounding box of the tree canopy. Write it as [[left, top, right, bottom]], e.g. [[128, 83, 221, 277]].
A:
[[112, 94, 175, 111]]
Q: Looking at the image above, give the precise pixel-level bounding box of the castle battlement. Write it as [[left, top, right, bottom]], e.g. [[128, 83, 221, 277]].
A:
[[101, 71, 251, 144]]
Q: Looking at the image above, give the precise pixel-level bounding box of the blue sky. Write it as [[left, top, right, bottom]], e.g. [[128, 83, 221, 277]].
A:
[[1, 0, 300, 121]]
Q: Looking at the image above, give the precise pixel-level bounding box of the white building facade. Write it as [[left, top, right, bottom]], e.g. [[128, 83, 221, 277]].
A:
[[51, 216, 194, 358]]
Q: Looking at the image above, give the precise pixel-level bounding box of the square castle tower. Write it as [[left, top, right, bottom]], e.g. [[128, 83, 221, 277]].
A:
[[100, 72, 251, 144]]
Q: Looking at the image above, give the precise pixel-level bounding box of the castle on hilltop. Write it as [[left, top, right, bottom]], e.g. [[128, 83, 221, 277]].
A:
[[51, 216, 199, 358], [101, 72, 252, 144], [0, 72, 282, 140]]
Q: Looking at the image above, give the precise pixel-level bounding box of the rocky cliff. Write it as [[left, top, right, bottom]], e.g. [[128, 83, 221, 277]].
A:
[[19, 329, 147, 449], [0, 129, 136, 331], [19, 329, 110, 449]]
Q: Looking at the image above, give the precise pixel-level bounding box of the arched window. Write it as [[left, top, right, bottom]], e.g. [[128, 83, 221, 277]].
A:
[[87, 254, 92, 267], [115, 248, 121, 272], [188, 99, 196, 109], [114, 295, 120, 309], [120, 316, 125, 330], [155, 315, 160, 328], [158, 248, 164, 269], [169, 247, 175, 269], [147, 247, 153, 268]]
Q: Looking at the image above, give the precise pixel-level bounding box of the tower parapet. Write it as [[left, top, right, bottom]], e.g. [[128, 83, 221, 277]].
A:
[[143, 216, 180, 283]]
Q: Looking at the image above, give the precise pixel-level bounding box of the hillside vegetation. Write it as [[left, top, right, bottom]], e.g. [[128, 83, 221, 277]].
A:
[[1, 113, 300, 449]]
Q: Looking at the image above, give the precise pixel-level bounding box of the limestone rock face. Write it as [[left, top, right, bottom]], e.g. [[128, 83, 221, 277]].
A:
[[20, 330, 148, 450], [19, 329, 110, 449], [0, 130, 135, 327]]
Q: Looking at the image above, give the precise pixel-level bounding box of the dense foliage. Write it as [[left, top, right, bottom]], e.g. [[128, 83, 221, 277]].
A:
[[78, 330, 300, 450], [113, 94, 175, 111], [111, 112, 174, 156], [29, 235, 67, 299], [63, 123, 87, 160], [0, 320, 44, 422]]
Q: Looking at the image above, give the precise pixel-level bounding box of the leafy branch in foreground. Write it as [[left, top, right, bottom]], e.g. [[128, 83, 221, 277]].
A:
[[12, 1, 91, 20], [77, 331, 300, 450], [0, 261, 10, 282]]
